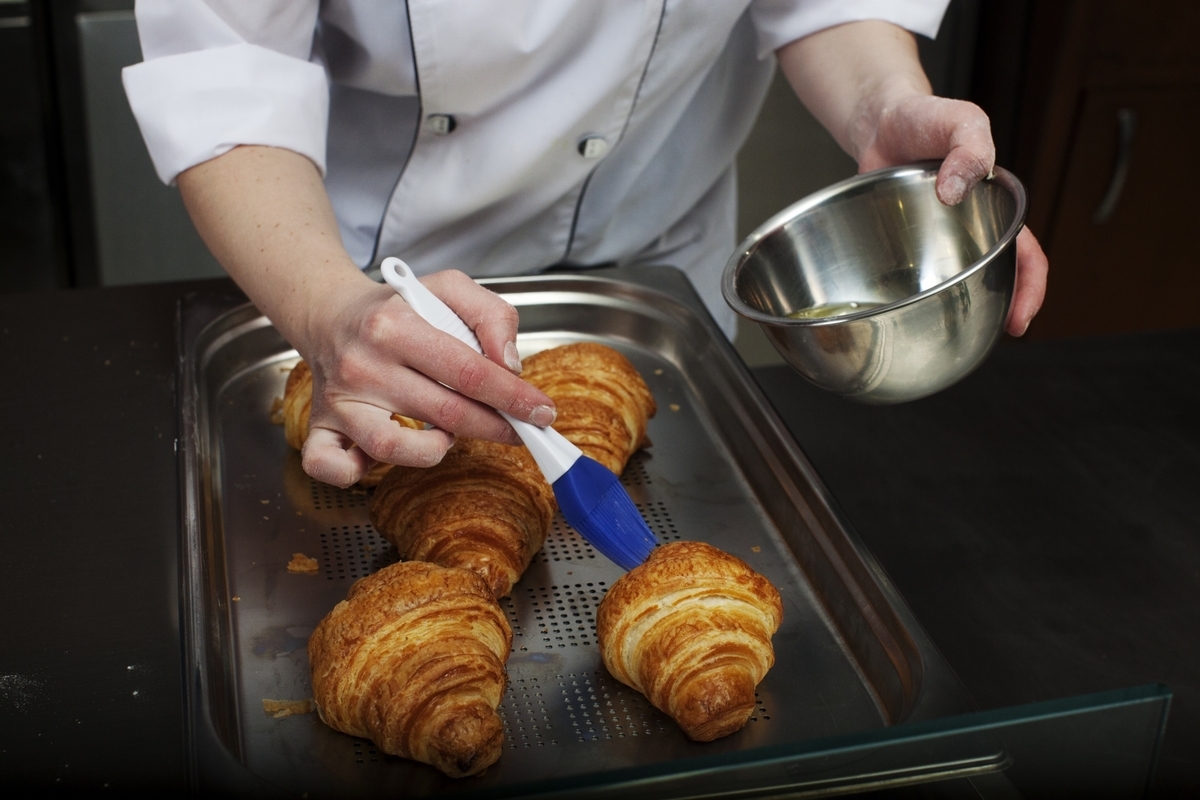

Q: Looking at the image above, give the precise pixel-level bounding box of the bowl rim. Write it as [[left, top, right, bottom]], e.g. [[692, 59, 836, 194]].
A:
[[720, 160, 1028, 327]]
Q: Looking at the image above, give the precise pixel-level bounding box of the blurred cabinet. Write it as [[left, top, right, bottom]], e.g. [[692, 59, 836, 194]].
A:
[[0, 2, 65, 291], [1046, 85, 1200, 337], [0, 0, 221, 293], [975, 0, 1200, 338], [76, 10, 223, 286]]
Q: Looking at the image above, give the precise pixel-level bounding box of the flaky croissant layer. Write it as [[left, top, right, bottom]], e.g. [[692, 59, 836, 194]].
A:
[[597, 541, 782, 742], [369, 342, 656, 598], [521, 342, 656, 475], [370, 437, 554, 599], [308, 561, 513, 778]]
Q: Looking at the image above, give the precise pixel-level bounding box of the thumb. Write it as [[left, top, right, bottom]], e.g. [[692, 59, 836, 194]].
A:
[[868, 96, 995, 205], [930, 103, 995, 205], [937, 140, 995, 205]]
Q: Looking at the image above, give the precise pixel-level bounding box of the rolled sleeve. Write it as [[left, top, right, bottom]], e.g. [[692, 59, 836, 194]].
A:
[[750, 0, 951, 58], [123, 0, 328, 185]]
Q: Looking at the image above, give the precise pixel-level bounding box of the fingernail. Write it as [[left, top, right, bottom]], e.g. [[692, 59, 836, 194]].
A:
[[941, 175, 966, 204], [530, 404, 556, 427], [504, 341, 522, 373]]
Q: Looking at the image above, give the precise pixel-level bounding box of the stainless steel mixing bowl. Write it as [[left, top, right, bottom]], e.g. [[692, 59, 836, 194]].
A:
[[722, 161, 1026, 404]]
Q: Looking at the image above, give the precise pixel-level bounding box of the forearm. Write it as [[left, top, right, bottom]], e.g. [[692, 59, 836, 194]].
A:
[[176, 144, 556, 484], [177, 144, 371, 358], [776, 20, 930, 164]]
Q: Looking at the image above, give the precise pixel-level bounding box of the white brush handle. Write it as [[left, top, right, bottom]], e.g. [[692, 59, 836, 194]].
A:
[[380, 257, 581, 483]]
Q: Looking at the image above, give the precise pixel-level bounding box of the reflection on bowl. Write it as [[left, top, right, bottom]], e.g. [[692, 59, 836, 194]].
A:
[[722, 161, 1026, 404]]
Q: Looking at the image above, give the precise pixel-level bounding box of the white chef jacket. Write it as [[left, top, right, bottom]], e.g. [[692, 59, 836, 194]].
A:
[[123, 0, 948, 336]]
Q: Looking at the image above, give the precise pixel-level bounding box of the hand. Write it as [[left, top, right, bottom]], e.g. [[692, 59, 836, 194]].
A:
[[299, 270, 558, 487], [856, 93, 1048, 337], [177, 145, 557, 488]]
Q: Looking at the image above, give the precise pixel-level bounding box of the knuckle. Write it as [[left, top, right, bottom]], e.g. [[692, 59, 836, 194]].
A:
[[454, 359, 488, 396], [961, 149, 989, 174], [444, 270, 475, 292], [378, 429, 451, 469], [433, 395, 469, 432], [360, 306, 400, 348], [491, 419, 522, 446], [356, 425, 399, 461], [948, 147, 992, 182], [329, 351, 371, 390], [962, 100, 990, 126], [501, 383, 528, 417], [493, 300, 519, 328]]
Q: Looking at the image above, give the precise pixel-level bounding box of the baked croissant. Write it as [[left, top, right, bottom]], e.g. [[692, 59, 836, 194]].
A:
[[596, 541, 782, 742], [278, 359, 423, 487], [521, 342, 656, 475], [369, 343, 654, 595], [370, 437, 555, 598], [308, 561, 512, 778], [279, 359, 315, 452]]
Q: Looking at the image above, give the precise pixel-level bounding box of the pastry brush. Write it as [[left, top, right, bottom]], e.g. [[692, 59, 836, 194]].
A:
[[380, 257, 658, 570]]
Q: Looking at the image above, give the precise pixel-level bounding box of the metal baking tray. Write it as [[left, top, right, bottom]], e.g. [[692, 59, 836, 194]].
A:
[[178, 266, 999, 798]]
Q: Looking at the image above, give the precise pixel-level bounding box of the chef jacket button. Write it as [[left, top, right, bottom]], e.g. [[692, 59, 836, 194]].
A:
[[426, 114, 456, 135], [578, 136, 608, 159]]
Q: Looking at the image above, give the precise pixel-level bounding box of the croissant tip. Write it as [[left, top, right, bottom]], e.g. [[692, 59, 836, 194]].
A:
[[431, 709, 505, 778], [683, 711, 753, 742]]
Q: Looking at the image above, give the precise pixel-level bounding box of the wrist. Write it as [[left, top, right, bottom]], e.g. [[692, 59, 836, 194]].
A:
[[288, 263, 385, 362], [846, 72, 930, 164]]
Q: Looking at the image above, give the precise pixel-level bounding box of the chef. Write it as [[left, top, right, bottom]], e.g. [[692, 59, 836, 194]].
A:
[[123, 0, 1049, 488]]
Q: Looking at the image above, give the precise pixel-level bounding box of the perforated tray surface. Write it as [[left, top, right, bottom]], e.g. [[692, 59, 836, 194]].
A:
[[179, 268, 976, 798]]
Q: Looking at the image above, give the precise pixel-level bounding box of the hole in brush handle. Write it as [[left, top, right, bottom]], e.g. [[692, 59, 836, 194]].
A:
[[381, 257, 482, 354]]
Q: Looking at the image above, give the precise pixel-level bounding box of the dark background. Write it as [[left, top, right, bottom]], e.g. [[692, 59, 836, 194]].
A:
[[7, 1, 1197, 342], [2, 0, 1198, 795]]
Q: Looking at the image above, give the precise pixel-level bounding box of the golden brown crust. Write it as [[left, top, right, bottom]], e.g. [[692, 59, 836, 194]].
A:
[[281, 360, 314, 451], [596, 541, 782, 742], [367, 343, 655, 596], [369, 438, 555, 598], [521, 342, 656, 475], [308, 561, 512, 778]]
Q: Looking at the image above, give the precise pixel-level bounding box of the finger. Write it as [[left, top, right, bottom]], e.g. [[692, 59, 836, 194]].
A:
[[326, 348, 524, 443], [867, 97, 995, 205], [383, 374, 526, 446], [1005, 226, 1049, 337], [399, 319, 557, 428], [301, 426, 377, 488], [354, 292, 556, 427], [321, 402, 457, 469], [936, 114, 995, 205], [422, 270, 523, 373]]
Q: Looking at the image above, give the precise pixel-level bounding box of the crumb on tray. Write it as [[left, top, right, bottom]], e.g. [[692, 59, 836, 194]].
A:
[[287, 553, 319, 573], [262, 698, 314, 718]]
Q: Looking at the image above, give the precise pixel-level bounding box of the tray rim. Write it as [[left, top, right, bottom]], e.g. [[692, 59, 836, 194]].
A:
[[176, 266, 981, 797]]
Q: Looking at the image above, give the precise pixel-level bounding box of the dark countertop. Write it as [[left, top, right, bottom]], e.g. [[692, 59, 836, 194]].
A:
[[754, 334, 1200, 795], [1, 279, 1197, 795]]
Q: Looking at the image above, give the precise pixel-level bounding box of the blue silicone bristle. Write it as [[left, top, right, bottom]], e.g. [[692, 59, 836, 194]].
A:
[[551, 455, 658, 570]]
